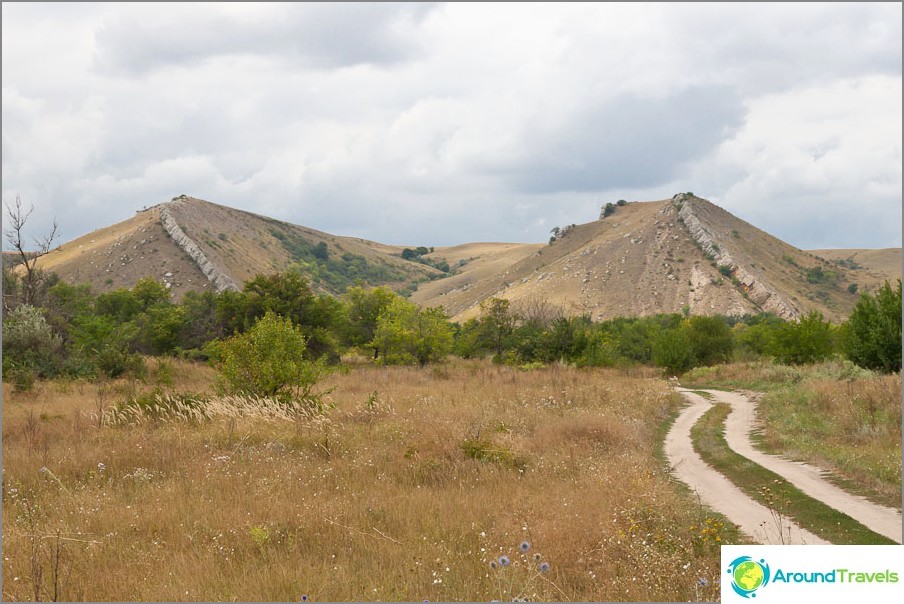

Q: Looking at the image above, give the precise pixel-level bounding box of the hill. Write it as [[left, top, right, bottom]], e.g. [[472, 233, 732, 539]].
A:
[[24, 193, 899, 323], [31, 195, 440, 299], [412, 194, 884, 323]]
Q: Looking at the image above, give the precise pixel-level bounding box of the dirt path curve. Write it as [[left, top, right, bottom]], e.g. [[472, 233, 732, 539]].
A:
[[665, 389, 829, 544], [702, 388, 903, 543]]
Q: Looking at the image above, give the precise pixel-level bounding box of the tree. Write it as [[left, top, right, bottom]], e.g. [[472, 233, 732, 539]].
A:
[[772, 310, 835, 365], [342, 285, 398, 355], [653, 328, 693, 374], [685, 315, 734, 366], [478, 297, 518, 357], [2, 304, 64, 382], [213, 311, 330, 406], [372, 297, 453, 366], [843, 280, 902, 373], [3, 195, 60, 308]]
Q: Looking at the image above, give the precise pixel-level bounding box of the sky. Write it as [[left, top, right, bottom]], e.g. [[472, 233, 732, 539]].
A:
[[2, 2, 902, 251]]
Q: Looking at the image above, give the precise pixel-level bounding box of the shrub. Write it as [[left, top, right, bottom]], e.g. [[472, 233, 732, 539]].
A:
[[843, 280, 901, 373], [772, 311, 835, 365], [653, 328, 693, 374], [2, 304, 64, 379], [212, 311, 331, 408]]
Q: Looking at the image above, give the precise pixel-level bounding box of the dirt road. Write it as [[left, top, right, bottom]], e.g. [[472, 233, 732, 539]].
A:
[[666, 388, 903, 545], [665, 389, 829, 544], [706, 388, 903, 543]]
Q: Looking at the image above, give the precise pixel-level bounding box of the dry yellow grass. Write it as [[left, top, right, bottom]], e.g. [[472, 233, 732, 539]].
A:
[[2, 359, 734, 602]]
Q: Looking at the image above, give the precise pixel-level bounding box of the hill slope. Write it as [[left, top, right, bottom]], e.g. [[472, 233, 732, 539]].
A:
[[33, 196, 440, 298], [27, 194, 898, 323], [413, 194, 874, 323]]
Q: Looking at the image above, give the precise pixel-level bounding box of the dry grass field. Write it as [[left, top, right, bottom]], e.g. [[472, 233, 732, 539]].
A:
[[1, 360, 735, 602]]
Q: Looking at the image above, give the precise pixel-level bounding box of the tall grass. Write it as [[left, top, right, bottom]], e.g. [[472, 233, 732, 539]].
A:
[[3, 359, 732, 601]]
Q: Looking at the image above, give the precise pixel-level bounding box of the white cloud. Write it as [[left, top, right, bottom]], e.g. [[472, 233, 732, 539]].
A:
[[2, 2, 900, 250]]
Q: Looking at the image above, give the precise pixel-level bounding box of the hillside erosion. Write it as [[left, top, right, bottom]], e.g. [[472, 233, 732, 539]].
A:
[[674, 193, 799, 320], [158, 199, 239, 292]]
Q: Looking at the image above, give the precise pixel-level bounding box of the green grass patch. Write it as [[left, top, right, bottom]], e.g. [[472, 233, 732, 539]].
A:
[[691, 402, 895, 545]]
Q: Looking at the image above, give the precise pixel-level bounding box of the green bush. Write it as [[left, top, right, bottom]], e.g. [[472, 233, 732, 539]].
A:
[[843, 280, 901, 373], [2, 304, 64, 379], [772, 311, 835, 365], [212, 311, 331, 408], [653, 328, 693, 374]]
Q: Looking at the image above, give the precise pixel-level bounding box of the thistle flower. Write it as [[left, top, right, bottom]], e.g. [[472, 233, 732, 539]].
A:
[[498, 555, 511, 567], [519, 541, 531, 553], [539, 562, 550, 573]]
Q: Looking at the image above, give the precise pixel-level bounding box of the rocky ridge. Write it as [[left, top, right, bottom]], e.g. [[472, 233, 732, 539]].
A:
[[158, 197, 239, 292]]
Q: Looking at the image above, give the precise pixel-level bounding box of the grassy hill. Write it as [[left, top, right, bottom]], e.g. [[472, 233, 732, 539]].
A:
[[414, 195, 877, 323], [32, 196, 441, 298], [24, 194, 900, 322]]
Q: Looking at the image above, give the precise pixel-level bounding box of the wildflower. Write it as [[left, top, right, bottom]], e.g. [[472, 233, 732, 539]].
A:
[[498, 555, 511, 567], [519, 541, 531, 553], [533, 553, 541, 561], [490, 561, 498, 569], [539, 562, 550, 573], [698, 578, 708, 587], [301, 595, 308, 602], [97, 462, 106, 472]]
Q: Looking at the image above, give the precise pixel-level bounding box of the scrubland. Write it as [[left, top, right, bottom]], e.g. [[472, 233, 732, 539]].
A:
[[2, 359, 733, 602]]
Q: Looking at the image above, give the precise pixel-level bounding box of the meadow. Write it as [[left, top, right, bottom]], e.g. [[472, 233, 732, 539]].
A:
[[2, 359, 733, 602]]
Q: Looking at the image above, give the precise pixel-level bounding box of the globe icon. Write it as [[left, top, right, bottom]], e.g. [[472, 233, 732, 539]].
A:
[[733, 560, 765, 592]]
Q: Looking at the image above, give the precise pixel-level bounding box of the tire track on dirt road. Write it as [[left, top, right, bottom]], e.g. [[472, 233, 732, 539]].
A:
[[665, 389, 830, 545], [701, 388, 902, 543]]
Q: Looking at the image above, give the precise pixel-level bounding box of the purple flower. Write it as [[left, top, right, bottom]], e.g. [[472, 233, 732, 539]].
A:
[[539, 562, 550, 573], [519, 541, 531, 553], [498, 555, 511, 567]]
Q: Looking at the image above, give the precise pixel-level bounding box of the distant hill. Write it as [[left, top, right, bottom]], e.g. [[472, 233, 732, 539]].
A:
[[23, 193, 901, 322], [412, 194, 898, 323], [30, 195, 440, 299]]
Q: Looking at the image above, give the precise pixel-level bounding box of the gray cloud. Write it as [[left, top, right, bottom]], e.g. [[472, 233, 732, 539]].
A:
[[501, 86, 744, 194], [2, 3, 901, 251], [93, 3, 437, 75]]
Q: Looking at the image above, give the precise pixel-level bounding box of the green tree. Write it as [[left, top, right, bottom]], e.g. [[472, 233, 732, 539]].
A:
[[478, 297, 518, 357], [772, 310, 835, 365], [652, 328, 693, 374], [342, 285, 398, 354], [213, 311, 330, 406], [843, 280, 902, 373], [685, 315, 734, 366], [373, 298, 453, 366], [69, 313, 144, 378]]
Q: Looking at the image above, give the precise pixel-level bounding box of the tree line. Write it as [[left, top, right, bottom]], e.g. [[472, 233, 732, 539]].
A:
[[3, 258, 900, 391]]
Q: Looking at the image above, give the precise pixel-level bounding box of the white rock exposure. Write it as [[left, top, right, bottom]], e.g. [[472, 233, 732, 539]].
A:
[[158, 200, 239, 292]]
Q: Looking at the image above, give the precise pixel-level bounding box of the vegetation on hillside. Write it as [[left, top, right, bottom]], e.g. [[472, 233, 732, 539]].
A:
[[3, 257, 900, 392]]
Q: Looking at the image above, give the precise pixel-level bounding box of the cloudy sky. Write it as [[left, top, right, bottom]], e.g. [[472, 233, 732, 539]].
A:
[[2, 2, 901, 251]]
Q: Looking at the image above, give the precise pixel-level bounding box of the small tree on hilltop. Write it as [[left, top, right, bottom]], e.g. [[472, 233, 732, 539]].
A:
[[213, 311, 331, 408]]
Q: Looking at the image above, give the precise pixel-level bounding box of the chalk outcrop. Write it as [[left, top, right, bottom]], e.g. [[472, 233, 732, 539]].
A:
[[158, 199, 239, 292], [673, 193, 800, 320]]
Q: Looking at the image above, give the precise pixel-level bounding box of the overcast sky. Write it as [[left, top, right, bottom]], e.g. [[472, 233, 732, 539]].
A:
[[2, 2, 901, 251]]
